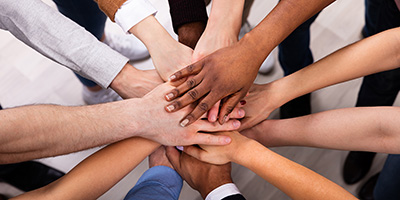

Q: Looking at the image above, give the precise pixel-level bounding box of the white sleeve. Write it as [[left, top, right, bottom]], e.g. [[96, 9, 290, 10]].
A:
[[115, 0, 157, 33], [205, 183, 242, 200]]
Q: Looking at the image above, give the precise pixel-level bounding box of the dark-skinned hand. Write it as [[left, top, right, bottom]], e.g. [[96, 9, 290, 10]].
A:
[[164, 41, 264, 127], [166, 146, 233, 199]]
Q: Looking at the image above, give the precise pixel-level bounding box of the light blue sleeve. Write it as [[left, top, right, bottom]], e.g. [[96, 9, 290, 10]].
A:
[[124, 166, 183, 200]]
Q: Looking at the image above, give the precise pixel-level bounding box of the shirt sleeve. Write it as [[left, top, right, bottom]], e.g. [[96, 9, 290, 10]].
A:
[[205, 183, 242, 200], [168, 0, 208, 34], [0, 0, 128, 88], [114, 0, 157, 33]]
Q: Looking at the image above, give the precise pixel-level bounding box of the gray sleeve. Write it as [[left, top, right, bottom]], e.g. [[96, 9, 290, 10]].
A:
[[0, 0, 129, 88]]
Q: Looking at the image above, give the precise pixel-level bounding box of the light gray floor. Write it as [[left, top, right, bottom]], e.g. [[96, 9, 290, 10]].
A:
[[0, 0, 396, 199]]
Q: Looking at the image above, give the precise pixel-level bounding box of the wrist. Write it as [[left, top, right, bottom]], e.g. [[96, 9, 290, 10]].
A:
[[230, 138, 258, 165], [259, 82, 286, 112], [110, 63, 142, 99], [199, 175, 233, 198], [129, 16, 176, 52]]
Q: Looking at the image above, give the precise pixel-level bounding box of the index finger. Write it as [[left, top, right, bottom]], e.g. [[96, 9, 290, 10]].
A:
[[169, 62, 203, 82]]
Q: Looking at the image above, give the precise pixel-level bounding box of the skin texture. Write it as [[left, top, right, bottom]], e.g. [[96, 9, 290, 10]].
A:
[[110, 63, 164, 98], [0, 83, 243, 164], [164, 0, 335, 127], [239, 27, 400, 130], [242, 107, 400, 154], [183, 131, 357, 200], [138, 83, 244, 146], [166, 147, 233, 199]]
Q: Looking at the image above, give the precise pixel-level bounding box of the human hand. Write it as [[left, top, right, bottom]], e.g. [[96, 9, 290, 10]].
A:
[[190, 23, 240, 123], [183, 131, 253, 165], [164, 41, 263, 127], [191, 23, 238, 63], [149, 40, 194, 81], [149, 146, 174, 169], [110, 64, 164, 99], [137, 83, 244, 146], [128, 16, 194, 81], [166, 146, 233, 199], [239, 83, 279, 131]]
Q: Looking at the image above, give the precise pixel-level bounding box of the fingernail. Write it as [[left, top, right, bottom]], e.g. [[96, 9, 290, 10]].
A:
[[180, 119, 189, 127], [222, 115, 228, 124], [166, 105, 175, 112], [165, 93, 174, 101], [210, 115, 217, 122], [240, 100, 247, 105], [169, 74, 176, 81], [225, 137, 231, 144], [176, 146, 184, 151], [233, 120, 240, 128], [238, 109, 245, 117]]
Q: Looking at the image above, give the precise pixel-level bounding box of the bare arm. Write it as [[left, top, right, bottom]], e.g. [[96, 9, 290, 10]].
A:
[[184, 131, 357, 200], [243, 107, 400, 154], [129, 15, 193, 81], [0, 84, 239, 164], [240, 27, 400, 129], [192, 0, 245, 61], [0, 99, 141, 164], [13, 137, 160, 200]]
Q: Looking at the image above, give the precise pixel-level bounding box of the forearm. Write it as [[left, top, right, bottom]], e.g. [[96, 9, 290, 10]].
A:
[[129, 16, 175, 54], [110, 64, 164, 99], [130, 16, 192, 80], [190, 0, 244, 59], [0, 100, 141, 163], [255, 107, 400, 154], [262, 27, 400, 110], [240, 0, 334, 65], [207, 0, 245, 37], [14, 137, 160, 200], [234, 140, 356, 200], [0, 0, 128, 88]]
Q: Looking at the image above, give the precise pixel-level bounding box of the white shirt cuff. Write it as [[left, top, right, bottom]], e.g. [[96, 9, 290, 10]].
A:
[[205, 183, 241, 200], [115, 0, 157, 33]]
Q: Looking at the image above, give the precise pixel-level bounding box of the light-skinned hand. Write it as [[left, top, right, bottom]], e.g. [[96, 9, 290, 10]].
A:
[[182, 131, 252, 165], [137, 83, 243, 146]]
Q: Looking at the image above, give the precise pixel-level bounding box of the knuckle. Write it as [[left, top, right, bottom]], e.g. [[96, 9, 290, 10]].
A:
[[186, 114, 195, 121], [199, 103, 209, 111], [174, 101, 182, 109], [187, 78, 196, 88], [226, 106, 234, 114], [173, 88, 180, 97], [175, 71, 182, 78], [188, 90, 198, 100], [187, 64, 194, 72]]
